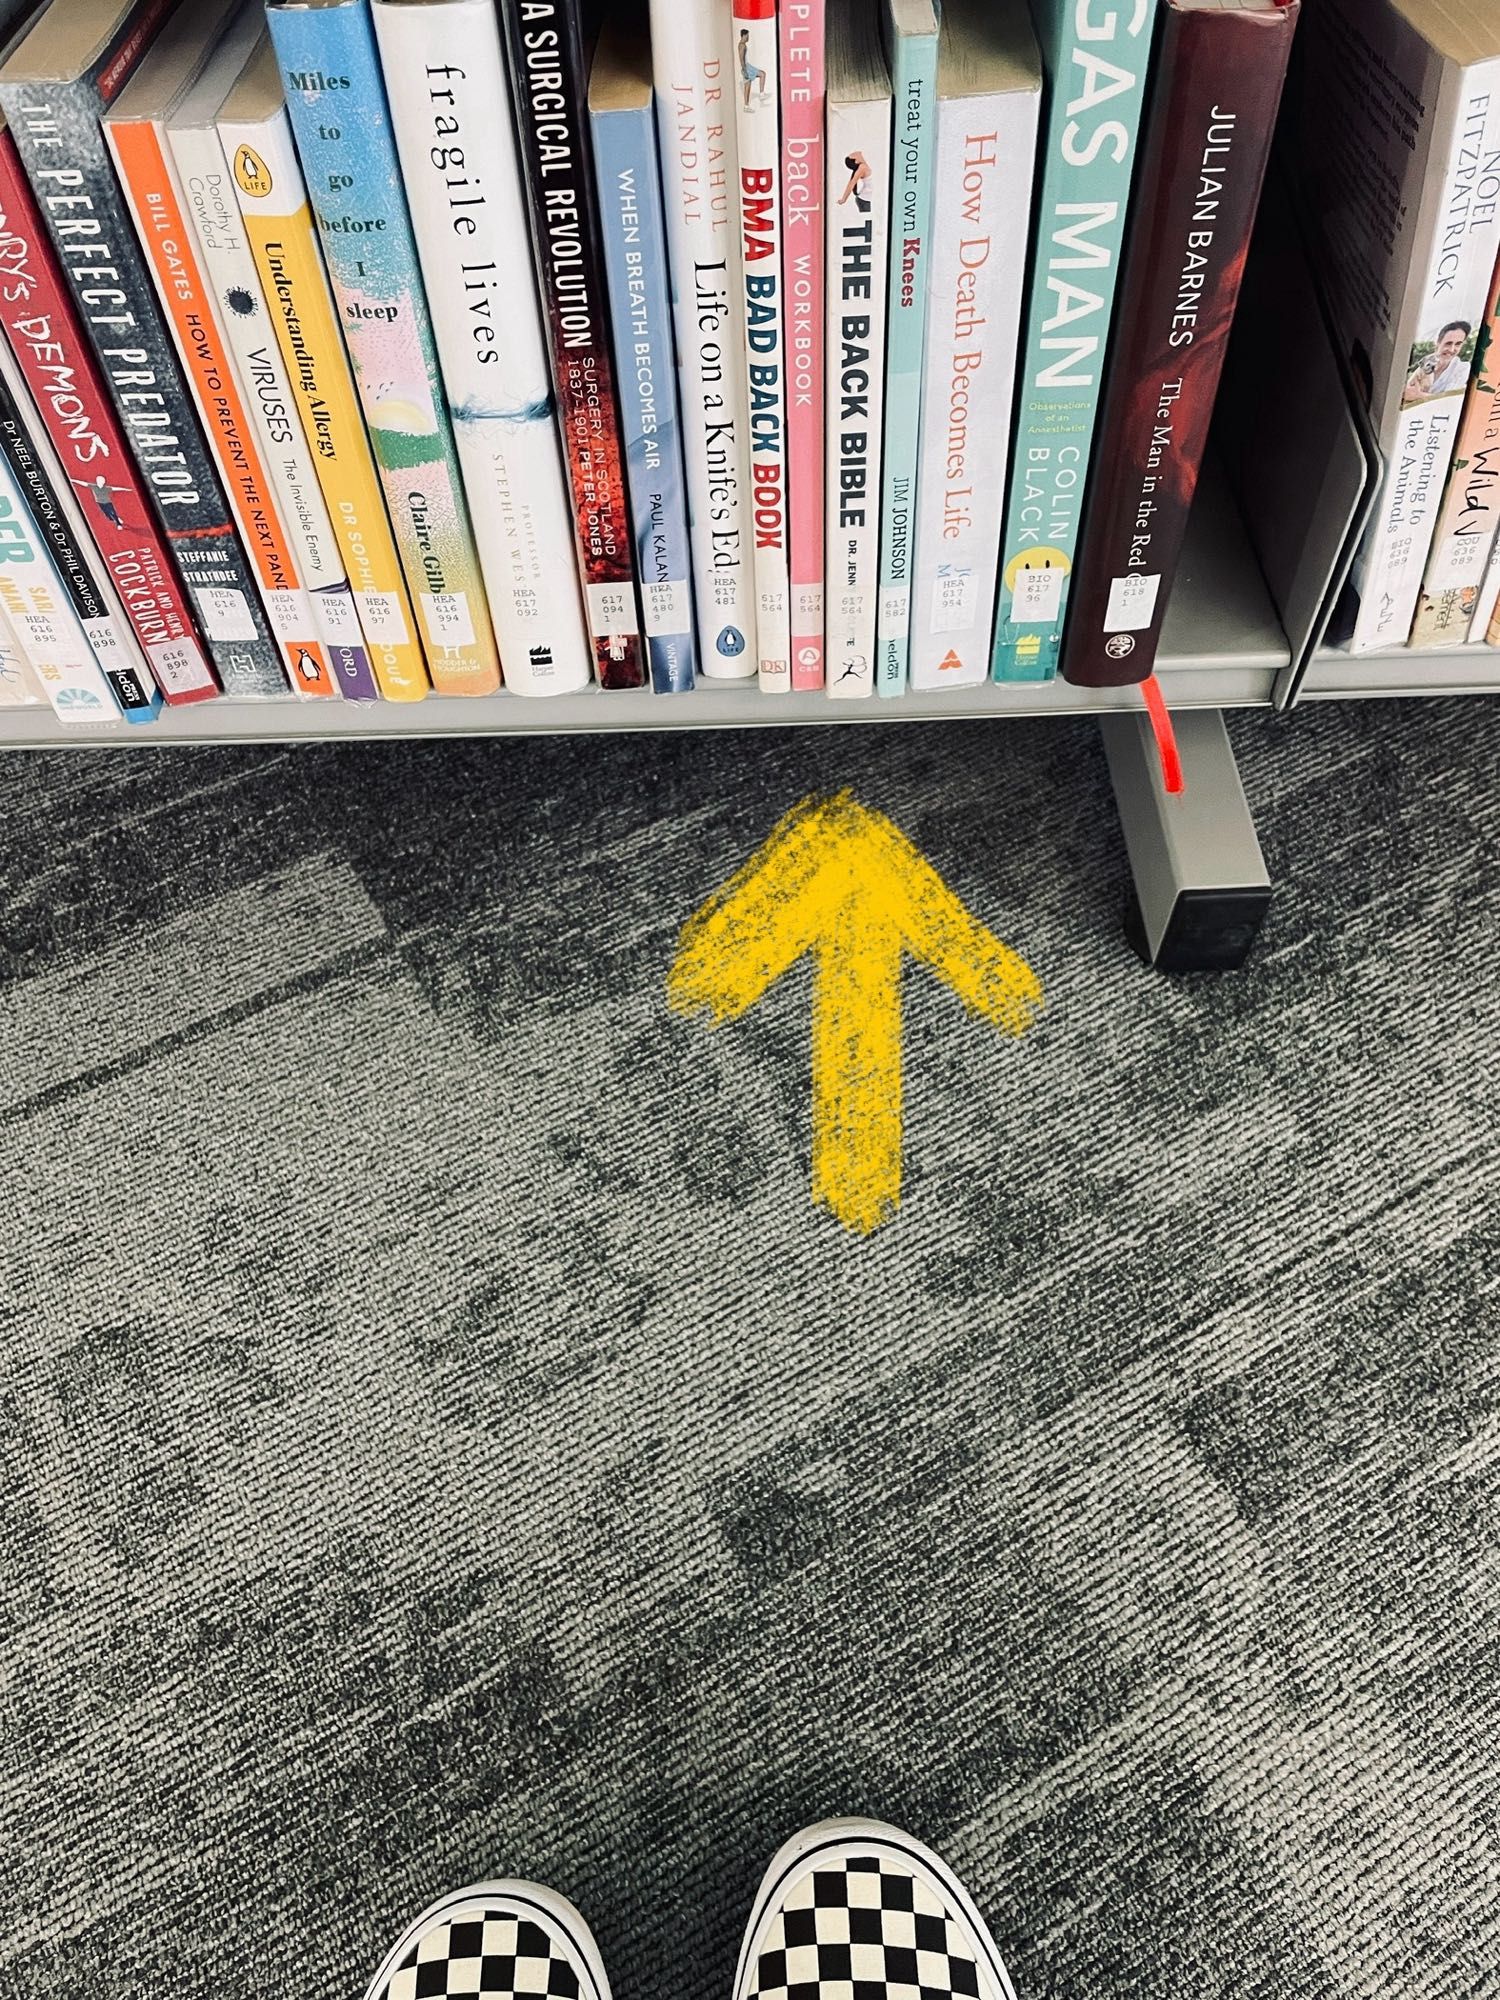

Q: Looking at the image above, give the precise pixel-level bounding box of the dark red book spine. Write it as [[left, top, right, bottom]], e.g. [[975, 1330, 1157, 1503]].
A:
[[1061, 0, 1298, 688], [498, 0, 645, 689]]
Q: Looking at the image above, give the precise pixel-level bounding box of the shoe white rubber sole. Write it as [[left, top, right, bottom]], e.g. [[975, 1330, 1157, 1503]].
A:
[[360, 1877, 612, 2000]]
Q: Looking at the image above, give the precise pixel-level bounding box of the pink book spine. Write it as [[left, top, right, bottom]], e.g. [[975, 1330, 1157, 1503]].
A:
[[781, 0, 825, 690]]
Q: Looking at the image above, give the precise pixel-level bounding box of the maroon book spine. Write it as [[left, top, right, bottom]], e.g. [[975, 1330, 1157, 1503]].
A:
[[1060, 0, 1298, 688]]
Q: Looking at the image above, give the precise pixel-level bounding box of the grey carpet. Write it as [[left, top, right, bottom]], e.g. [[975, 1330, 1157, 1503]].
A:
[[1, 698, 1497, 2000]]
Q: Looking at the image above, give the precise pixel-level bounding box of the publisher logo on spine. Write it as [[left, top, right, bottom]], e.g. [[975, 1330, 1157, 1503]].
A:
[[234, 146, 273, 199]]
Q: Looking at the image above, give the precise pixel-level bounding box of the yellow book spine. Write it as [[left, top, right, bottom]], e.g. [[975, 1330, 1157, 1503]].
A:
[[221, 106, 428, 701]]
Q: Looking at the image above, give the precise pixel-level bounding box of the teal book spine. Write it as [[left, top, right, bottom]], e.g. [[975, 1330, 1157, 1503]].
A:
[[266, 0, 501, 695], [875, 1, 939, 697], [991, 0, 1155, 683]]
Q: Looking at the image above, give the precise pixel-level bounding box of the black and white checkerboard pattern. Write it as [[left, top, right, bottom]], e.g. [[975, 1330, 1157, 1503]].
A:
[[747, 1859, 994, 2000], [382, 1910, 586, 2000]]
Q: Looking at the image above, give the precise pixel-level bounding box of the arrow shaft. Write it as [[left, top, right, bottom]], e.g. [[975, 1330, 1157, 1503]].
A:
[[811, 917, 903, 1235]]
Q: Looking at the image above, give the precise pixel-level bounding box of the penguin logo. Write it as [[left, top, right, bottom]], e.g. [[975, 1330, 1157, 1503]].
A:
[[717, 625, 746, 657], [234, 145, 272, 199], [294, 647, 320, 683]]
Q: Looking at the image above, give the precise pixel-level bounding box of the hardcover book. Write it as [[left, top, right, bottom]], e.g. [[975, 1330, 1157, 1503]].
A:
[[650, 0, 756, 678], [218, 32, 428, 700], [908, 0, 1039, 691], [823, 0, 889, 700], [590, 10, 698, 695], [0, 330, 160, 719], [498, 0, 645, 689], [106, 0, 343, 701], [0, 119, 218, 703], [1062, 0, 1298, 689], [1410, 249, 1500, 648], [169, 1, 377, 699], [874, 0, 938, 696], [734, 0, 792, 692], [1294, 0, 1500, 654], [267, 0, 502, 695], [0, 0, 288, 698], [782, 0, 825, 688], [990, 0, 1153, 683], [373, 0, 593, 697]]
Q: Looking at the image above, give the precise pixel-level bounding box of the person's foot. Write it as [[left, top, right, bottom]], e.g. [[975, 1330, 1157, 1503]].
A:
[[362, 1880, 611, 2000], [733, 1820, 1017, 2000]]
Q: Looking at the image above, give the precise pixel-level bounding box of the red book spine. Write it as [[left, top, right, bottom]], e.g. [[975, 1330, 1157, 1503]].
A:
[[0, 129, 218, 703], [1060, 0, 1298, 688]]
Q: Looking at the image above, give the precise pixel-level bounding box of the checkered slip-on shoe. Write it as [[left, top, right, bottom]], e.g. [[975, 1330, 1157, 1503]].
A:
[[733, 1820, 1018, 2000], [361, 1880, 610, 2000]]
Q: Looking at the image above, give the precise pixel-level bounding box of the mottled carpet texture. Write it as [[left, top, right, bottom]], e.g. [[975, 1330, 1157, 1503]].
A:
[[1, 700, 1497, 2000]]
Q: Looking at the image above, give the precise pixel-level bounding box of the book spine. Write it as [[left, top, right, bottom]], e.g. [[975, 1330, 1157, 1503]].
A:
[[0, 80, 287, 697], [0, 336, 160, 720], [1062, 1, 1296, 688], [592, 98, 697, 695], [734, 0, 791, 691], [0, 449, 128, 725], [373, 0, 592, 698], [782, 0, 824, 689], [497, 0, 645, 688], [991, 0, 1152, 682], [1474, 530, 1500, 642], [0, 131, 218, 704], [1345, 63, 1500, 654], [267, 0, 501, 695], [910, 77, 1039, 690], [1410, 249, 1500, 649], [220, 103, 428, 700], [169, 118, 377, 700], [874, 13, 937, 697], [650, 0, 756, 677], [107, 112, 341, 701], [823, 89, 889, 700], [0, 602, 42, 706]]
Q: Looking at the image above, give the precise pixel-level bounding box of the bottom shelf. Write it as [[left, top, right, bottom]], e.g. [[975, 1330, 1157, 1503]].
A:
[[0, 464, 1290, 749]]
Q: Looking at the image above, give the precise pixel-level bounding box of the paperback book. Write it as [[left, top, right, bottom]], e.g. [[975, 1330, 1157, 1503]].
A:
[[782, 0, 825, 688], [990, 0, 1153, 682], [498, 0, 645, 688], [909, 0, 1039, 691], [267, 0, 502, 695], [1410, 251, 1500, 648], [734, 0, 792, 692], [823, 0, 890, 699], [874, 0, 938, 696], [1062, 0, 1298, 688], [590, 11, 697, 695], [0, 121, 218, 703], [218, 32, 428, 700], [0, 0, 287, 698], [373, 0, 593, 697], [169, 1, 377, 700], [649, 0, 756, 677], [0, 602, 40, 706]]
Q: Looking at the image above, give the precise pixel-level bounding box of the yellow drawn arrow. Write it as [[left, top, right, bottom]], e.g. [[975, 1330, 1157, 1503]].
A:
[[667, 789, 1043, 1234]]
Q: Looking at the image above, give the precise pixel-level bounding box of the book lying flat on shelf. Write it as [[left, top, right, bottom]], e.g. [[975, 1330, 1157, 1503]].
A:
[[908, 0, 1039, 692], [651, 0, 756, 678], [218, 32, 429, 700], [590, 10, 698, 696], [1295, 0, 1500, 655], [823, 0, 890, 700], [374, 0, 593, 698], [990, 0, 1153, 683], [0, 0, 287, 697], [1063, 0, 1298, 689], [267, 0, 502, 695]]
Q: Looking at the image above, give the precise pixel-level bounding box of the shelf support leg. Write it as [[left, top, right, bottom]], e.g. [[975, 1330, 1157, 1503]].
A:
[[1099, 708, 1271, 972]]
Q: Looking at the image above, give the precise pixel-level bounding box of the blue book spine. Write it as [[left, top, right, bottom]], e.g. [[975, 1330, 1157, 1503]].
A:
[[591, 93, 697, 695], [875, 5, 939, 698], [990, 0, 1153, 683]]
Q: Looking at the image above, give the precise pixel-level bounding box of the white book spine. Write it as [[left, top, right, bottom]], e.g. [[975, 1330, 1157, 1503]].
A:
[[823, 90, 889, 699], [0, 456, 120, 727], [1349, 62, 1500, 654], [652, 0, 758, 678], [909, 83, 1036, 689], [373, 0, 593, 696], [0, 603, 41, 706], [169, 114, 365, 694], [733, 0, 792, 691], [1472, 531, 1500, 642]]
